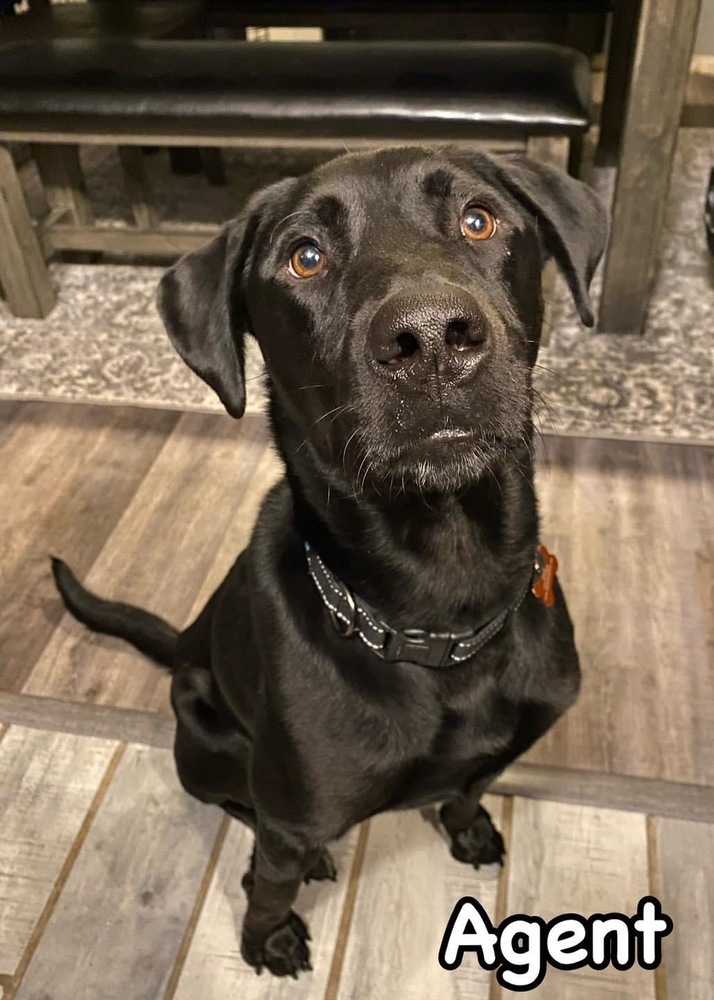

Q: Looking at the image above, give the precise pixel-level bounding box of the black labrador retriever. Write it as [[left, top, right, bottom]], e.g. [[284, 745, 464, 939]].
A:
[[53, 147, 607, 978]]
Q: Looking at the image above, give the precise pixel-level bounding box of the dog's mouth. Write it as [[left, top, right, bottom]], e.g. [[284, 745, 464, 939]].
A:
[[341, 421, 519, 494], [425, 426, 479, 442], [394, 425, 513, 458]]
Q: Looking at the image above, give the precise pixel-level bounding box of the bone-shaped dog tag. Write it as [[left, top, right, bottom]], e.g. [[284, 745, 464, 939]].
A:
[[532, 545, 558, 608]]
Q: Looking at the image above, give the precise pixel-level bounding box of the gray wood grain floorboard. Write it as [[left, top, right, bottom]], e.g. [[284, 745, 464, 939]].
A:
[[493, 761, 714, 823], [22, 413, 270, 712], [0, 692, 175, 749], [503, 798, 654, 998], [655, 816, 714, 1000], [0, 727, 118, 977], [0, 401, 178, 692], [337, 797, 504, 999], [15, 744, 223, 1000], [529, 437, 714, 785], [184, 445, 282, 618]]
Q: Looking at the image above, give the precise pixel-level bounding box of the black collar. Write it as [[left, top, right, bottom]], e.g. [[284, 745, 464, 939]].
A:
[[304, 541, 555, 670]]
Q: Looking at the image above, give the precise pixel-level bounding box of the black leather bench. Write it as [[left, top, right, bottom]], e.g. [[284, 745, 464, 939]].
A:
[[0, 39, 590, 139], [0, 38, 592, 317]]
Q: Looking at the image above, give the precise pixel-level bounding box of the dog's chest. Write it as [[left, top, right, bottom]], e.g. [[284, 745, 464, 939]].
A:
[[380, 716, 514, 812], [432, 704, 514, 759], [379, 699, 539, 812]]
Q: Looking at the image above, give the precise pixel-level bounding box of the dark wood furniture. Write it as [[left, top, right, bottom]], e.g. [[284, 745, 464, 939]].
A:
[[0, 0, 705, 334], [204, 1, 707, 335], [0, 38, 591, 319], [598, 0, 703, 335]]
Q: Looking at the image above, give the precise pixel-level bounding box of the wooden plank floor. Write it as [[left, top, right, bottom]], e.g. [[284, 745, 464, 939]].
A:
[[22, 410, 275, 712], [1, 724, 711, 1000], [0, 402, 178, 692], [503, 798, 653, 999], [0, 727, 118, 977], [529, 437, 714, 785], [15, 744, 224, 1000], [0, 400, 710, 798], [337, 801, 503, 1000]]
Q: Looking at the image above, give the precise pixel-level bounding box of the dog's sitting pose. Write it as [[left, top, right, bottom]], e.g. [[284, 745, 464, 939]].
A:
[[53, 147, 607, 978]]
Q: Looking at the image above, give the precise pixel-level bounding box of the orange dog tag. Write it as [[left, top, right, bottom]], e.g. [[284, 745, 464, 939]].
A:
[[532, 545, 558, 608]]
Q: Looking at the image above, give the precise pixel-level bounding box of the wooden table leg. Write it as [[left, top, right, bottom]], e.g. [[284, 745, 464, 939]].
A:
[[596, 0, 641, 167], [0, 145, 56, 318], [598, 0, 702, 335]]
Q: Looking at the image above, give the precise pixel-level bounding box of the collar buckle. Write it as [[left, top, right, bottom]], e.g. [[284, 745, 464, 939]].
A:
[[381, 628, 459, 669]]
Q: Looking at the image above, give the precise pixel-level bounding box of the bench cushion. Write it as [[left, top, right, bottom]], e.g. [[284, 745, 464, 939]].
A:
[[0, 39, 591, 140]]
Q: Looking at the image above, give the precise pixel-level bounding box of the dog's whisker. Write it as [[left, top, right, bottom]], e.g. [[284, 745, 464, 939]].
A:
[[340, 427, 361, 471], [533, 362, 562, 382], [286, 383, 334, 392], [529, 420, 551, 472], [269, 210, 311, 245], [312, 404, 348, 427], [356, 452, 371, 494], [371, 473, 384, 499], [532, 390, 560, 441]]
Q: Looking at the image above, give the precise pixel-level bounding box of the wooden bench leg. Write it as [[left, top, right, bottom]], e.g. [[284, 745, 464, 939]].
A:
[[117, 146, 160, 230], [0, 145, 56, 318], [527, 135, 571, 348], [31, 143, 93, 226]]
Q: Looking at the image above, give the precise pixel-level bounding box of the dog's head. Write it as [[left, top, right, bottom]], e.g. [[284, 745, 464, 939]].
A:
[[158, 148, 606, 492]]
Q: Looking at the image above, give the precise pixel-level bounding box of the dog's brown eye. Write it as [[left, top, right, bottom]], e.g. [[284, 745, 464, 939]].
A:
[[460, 207, 497, 242], [289, 243, 325, 279]]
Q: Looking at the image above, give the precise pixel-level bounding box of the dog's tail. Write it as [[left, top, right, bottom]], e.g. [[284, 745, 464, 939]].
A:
[[51, 557, 179, 670]]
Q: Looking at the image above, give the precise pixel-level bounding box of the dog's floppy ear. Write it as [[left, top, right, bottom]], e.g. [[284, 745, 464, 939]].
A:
[[157, 179, 293, 417], [488, 156, 608, 327]]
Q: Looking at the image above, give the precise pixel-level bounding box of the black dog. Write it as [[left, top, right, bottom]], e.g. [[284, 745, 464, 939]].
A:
[[53, 147, 606, 978]]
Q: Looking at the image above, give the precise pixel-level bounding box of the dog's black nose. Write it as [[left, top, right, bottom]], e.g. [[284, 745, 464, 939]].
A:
[[367, 292, 487, 379]]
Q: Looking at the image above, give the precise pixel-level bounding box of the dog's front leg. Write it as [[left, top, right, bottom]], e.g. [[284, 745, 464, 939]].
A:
[[240, 821, 326, 978], [440, 777, 505, 869]]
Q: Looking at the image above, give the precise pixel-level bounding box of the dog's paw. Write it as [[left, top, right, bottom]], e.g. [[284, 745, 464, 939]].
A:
[[241, 911, 312, 978], [304, 848, 337, 883], [447, 806, 506, 869]]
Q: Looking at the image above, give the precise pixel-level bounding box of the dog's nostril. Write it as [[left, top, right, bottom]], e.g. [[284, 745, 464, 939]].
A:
[[377, 329, 420, 366], [395, 330, 420, 360], [445, 318, 482, 352], [372, 328, 420, 366]]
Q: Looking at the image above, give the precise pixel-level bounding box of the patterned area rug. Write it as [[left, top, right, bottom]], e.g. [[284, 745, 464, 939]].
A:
[[0, 131, 712, 443]]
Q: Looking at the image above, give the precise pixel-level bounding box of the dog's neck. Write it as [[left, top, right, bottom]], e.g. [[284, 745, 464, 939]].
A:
[[274, 416, 539, 634]]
